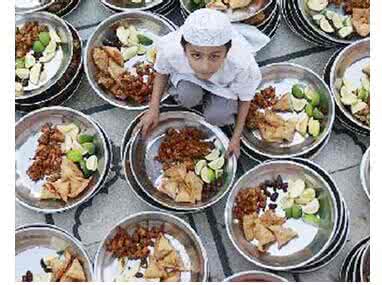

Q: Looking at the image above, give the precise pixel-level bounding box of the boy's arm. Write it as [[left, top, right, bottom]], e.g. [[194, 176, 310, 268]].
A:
[[228, 100, 251, 157]]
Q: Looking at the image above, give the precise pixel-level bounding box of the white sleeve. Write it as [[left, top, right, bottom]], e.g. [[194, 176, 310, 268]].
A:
[[153, 38, 172, 75], [230, 60, 262, 101]]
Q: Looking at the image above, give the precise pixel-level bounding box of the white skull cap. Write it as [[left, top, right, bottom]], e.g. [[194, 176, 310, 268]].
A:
[[181, 8, 233, 46]]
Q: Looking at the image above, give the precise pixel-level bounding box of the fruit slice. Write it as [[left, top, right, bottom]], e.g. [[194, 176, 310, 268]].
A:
[[320, 17, 334, 33], [307, 90, 320, 107], [79, 160, 93, 178], [357, 88, 369, 102], [280, 196, 295, 209], [67, 149, 83, 162], [292, 84, 305, 98], [86, 155, 98, 171], [39, 52, 55, 63], [340, 92, 358, 106], [116, 26, 130, 46], [39, 31, 51, 46], [302, 213, 320, 226], [24, 53, 36, 69], [121, 46, 138, 61], [205, 148, 220, 161], [305, 103, 314, 117], [351, 101, 368, 114], [332, 13, 344, 30], [29, 63, 42, 85], [200, 166, 215, 184], [33, 41, 45, 53], [313, 108, 324, 120], [291, 96, 308, 112], [49, 29, 61, 43], [44, 39, 57, 54], [296, 113, 309, 136], [285, 208, 293, 219], [292, 204, 303, 219], [302, 198, 320, 214], [307, 0, 328, 12], [16, 58, 25, 69], [195, 160, 207, 176], [308, 117, 320, 137], [338, 26, 353, 38], [325, 10, 335, 20], [295, 188, 316, 204], [137, 44, 146, 55], [313, 14, 325, 24], [137, 34, 153, 46], [16, 68, 30, 80], [343, 16, 352, 27], [82, 142, 96, 155], [208, 156, 225, 170], [288, 179, 305, 198]]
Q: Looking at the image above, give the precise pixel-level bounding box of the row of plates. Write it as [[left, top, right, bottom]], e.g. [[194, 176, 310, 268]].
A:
[[340, 236, 370, 282], [281, 0, 369, 47]]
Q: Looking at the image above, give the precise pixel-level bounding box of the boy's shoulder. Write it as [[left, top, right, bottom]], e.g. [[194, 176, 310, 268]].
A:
[[226, 41, 257, 72]]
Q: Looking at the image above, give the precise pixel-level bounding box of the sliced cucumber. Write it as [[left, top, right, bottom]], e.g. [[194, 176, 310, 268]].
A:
[[324, 10, 335, 20], [320, 17, 335, 33], [116, 26, 130, 46], [296, 113, 309, 136], [338, 26, 353, 38], [29, 63, 42, 85], [302, 198, 320, 214], [205, 148, 220, 161], [16, 68, 30, 80], [195, 160, 207, 176], [307, 0, 328, 12], [291, 96, 308, 112], [332, 13, 344, 30], [308, 117, 320, 137], [208, 156, 225, 170]]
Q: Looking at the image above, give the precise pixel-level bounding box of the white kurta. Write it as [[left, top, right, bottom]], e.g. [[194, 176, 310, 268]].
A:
[[153, 29, 262, 102]]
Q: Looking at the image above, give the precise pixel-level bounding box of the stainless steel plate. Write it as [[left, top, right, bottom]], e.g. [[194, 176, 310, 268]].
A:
[[85, 11, 175, 110], [360, 147, 370, 199], [94, 211, 208, 281], [15, 107, 110, 213], [223, 270, 288, 282], [360, 242, 370, 282], [16, 0, 54, 14], [225, 160, 338, 270], [101, 0, 164, 11], [15, 224, 94, 281], [129, 111, 237, 211], [180, 0, 273, 22], [330, 39, 370, 131], [296, 0, 367, 45], [242, 63, 335, 159], [16, 12, 74, 100]]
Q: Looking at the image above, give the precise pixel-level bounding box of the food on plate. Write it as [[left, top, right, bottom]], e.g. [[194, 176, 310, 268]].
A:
[[156, 128, 226, 203], [246, 85, 326, 143], [336, 63, 370, 126], [191, 0, 255, 10], [91, 23, 157, 104], [15, 21, 63, 96], [18, 248, 87, 282], [106, 224, 189, 282], [26, 123, 99, 203], [46, 0, 72, 13], [306, 0, 370, 38], [233, 175, 322, 253]]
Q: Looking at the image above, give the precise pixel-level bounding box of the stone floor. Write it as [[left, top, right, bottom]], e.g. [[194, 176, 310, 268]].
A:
[[15, 0, 370, 282]]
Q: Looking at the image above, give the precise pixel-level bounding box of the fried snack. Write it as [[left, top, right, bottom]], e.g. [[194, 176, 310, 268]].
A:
[[272, 94, 292, 112]]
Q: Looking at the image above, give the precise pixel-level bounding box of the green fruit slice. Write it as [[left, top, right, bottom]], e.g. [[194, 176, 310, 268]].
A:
[[86, 155, 98, 171], [292, 84, 305, 98], [67, 149, 83, 162], [296, 113, 309, 136], [302, 214, 320, 226], [285, 208, 293, 219], [292, 204, 303, 219], [39, 32, 51, 46], [291, 96, 308, 112], [16, 58, 25, 69], [79, 160, 93, 178], [200, 167, 215, 184], [24, 54, 36, 69], [205, 148, 220, 161], [215, 169, 224, 179], [195, 160, 207, 176], [208, 156, 225, 170], [313, 108, 324, 120], [280, 196, 295, 209], [305, 103, 314, 117], [302, 198, 320, 214], [78, 134, 94, 144], [82, 142, 96, 155], [33, 41, 45, 53]]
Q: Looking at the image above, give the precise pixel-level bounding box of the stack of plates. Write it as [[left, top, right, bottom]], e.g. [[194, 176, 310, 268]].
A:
[[100, 0, 179, 17], [15, 0, 81, 17], [325, 39, 370, 136], [281, 0, 369, 47], [360, 147, 370, 199], [180, 0, 281, 40], [225, 158, 350, 272], [239, 63, 335, 162], [15, 107, 112, 213], [16, 224, 94, 281], [15, 13, 83, 113], [340, 237, 370, 282], [94, 211, 209, 281], [122, 106, 237, 213]]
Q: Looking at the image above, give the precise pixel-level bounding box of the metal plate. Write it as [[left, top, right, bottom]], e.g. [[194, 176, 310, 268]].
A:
[[94, 211, 208, 281], [241, 63, 335, 159], [15, 107, 110, 213], [101, 0, 164, 11], [223, 270, 288, 282], [259, 4, 281, 40], [16, 23, 83, 111], [360, 147, 370, 199], [46, 0, 81, 18], [352, 242, 368, 282], [85, 11, 176, 110], [129, 111, 237, 211], [243, 0, 277, 28], [15, 12, 74, 101], [296, 0, 368, 45], [15, 224, 94, 281], [16, 0, 54, 14], [330, 39, 370, 132], [339, 236, 369, 281], [180, 0, 273, 22], [225, 160, 338, 270]]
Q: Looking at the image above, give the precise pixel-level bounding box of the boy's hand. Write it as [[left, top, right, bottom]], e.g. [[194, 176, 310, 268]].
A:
[[227, 136, 241, 158], [139, 108, 160, 138]]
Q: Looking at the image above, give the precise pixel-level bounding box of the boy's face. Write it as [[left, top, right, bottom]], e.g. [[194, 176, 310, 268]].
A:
[[184, 44, 228, 80]]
